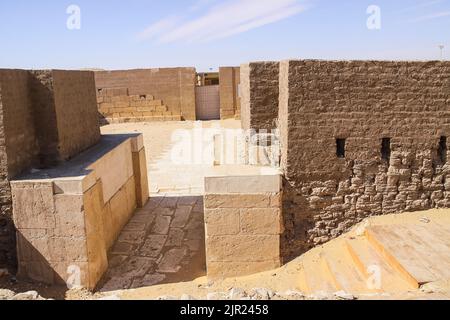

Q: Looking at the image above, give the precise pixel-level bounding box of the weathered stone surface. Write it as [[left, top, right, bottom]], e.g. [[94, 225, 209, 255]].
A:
[[166, 228, 185, 247], [205, 208, 240, 236], [205, 194, 271, 209], [207, 235, 280, 262], [140, 235, 167, 258], [132, 273, 166, 288], [152, 216, 172, 235], [240, 208, 283, 235], [171, 206, 192, 228], [157, 248, 188, 273]]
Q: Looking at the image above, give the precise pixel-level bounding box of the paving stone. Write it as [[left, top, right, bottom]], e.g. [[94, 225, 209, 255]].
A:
[[185, 239, 202, 252], [109, 256, 155, 278], [152, 216, 172, 235], [140, 235, 168, 258], [131, 212, 156, 224], [166, 228, 185, 247], [186, 218, 204, 231], [100, 277, 133, 292], [131, 274, 166, 288], [117, 231, 146, 244], [157, 248, 188, 273], [146, 197, 164, 209], [160, 197, 178, 208], [177, 196, 200, 206], [108, 255, 128, 268], [123, 220, 148, 232], [153, 207, 175, 217], [110, 242, 136, 255], [186, 229, 204, 240], [171, 206, 192, 228]]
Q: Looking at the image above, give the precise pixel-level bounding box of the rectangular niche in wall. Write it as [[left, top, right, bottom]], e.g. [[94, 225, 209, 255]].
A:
[[381, 138, 391, 161], [439, 136, 447, 164], [336, 139, 346, 158]]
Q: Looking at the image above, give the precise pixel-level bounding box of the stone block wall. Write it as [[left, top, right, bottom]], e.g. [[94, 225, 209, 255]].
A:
[[0, 69, 101, 271], [97, 88, 181, 125], [278, 60, 450, 260], [94, 68, 197, 121], [240, 62, 279, 130], [0, 70, 38, 270], [29, 70, 101, 165], [219, 67, 241, 120], [11, 134, 149, 289], [52, 71, 101, 161], [204, 175, 283, 278]]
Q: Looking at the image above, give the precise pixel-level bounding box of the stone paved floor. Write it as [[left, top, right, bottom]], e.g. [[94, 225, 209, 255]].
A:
[[99, 195, 206, 292]]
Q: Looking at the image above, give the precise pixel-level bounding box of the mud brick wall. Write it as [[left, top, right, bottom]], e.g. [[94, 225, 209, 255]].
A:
[[0, 70, 39, 270], [278, 60, 450, 260], [219, 67, 241, 120], [94, 68, 197, 120], [240, 62, 279, 130]]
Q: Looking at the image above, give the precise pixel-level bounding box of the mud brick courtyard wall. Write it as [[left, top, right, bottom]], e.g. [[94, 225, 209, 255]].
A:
[[0, 69, 100, 271], [278, 60, 450, 260], [94, 68, 197, 121], [240, 62, 279, 131], [219, 67, 241, 120]]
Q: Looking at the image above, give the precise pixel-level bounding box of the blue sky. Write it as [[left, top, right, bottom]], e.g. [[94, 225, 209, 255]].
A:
[[0, 0, 449, 71]]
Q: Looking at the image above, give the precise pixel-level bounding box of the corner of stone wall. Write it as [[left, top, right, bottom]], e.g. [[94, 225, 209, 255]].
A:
[[204, 174, 283, 279]]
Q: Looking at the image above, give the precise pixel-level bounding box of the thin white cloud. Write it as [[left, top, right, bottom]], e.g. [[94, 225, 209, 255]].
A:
[[139, 0, 308, 43], [410, 10, 450, 22], [189, 0, 219, 12], [137, 15, 180, 40], [401, 0, 444, 12]]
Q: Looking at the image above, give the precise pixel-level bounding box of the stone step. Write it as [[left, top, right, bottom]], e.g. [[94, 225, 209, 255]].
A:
[[300, 252, 338, 295], [365, 225, 450, 287], [345, 237, 414, 292], [319, 241, 373, 294]]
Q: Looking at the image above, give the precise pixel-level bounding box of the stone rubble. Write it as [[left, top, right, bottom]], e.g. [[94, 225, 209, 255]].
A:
[[0, 289, 47, 301], [152, 288, 361, 301]]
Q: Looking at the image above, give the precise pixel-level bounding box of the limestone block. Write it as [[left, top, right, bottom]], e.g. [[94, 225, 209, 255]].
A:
[[240, 208, 283, 235], [204, 194, 271, 209], [206, 235, 280, 262], [205, 175, 281, 194], [11, 181, 55, 230], [207, 260, 281, 279], [132, 147, 149, 208], [205, 208, 240, 236]]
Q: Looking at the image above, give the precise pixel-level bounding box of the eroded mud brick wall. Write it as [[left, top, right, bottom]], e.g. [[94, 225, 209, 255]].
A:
[[94, 68, 197, 120], [219, 67, 241, 120], [0, 69, 101, 270], [279, 60, 450, 260], [241, 62, 279, 130]]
